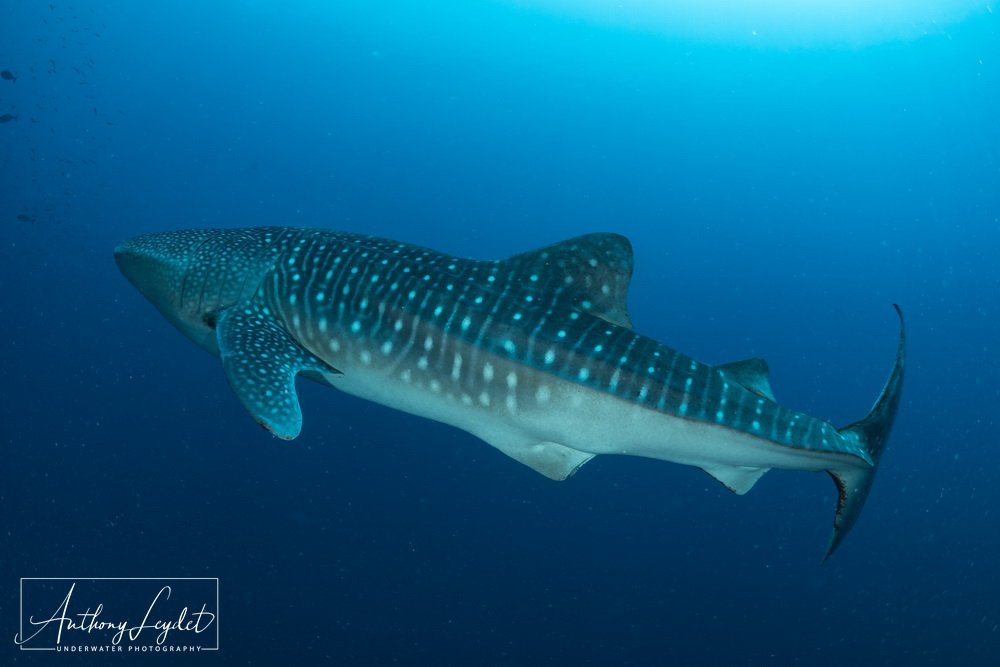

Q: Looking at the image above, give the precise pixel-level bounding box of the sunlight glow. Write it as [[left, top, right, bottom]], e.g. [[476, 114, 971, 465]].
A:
[[511, 0, 988, 46]]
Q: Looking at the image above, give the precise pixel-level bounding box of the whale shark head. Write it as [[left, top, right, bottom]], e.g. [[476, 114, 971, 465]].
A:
[[115, 228, 280, 353]]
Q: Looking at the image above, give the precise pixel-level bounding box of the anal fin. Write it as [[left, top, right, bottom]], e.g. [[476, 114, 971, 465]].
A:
[[702, 465, 769, 495]]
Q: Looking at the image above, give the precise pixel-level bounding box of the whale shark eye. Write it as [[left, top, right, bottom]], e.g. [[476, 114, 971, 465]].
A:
[[203, 313, 217, 330]]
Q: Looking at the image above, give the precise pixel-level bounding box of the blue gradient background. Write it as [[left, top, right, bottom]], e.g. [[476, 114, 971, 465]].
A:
[[1, 1, 998, 664]]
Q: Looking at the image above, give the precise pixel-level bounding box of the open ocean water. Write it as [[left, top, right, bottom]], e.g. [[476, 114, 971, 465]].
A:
[[1, 1, 998, 665]]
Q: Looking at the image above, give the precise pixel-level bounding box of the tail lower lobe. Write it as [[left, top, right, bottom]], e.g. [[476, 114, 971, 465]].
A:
[[824, 304, 906, 561]]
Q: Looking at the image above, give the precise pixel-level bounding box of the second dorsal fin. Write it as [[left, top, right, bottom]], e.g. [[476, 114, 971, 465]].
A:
[[716, 357, 775, 401], [503, 233, 635, 328]]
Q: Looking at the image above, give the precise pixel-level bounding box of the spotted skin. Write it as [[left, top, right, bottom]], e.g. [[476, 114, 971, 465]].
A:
[[115, 227, 905, 558], [276, 230, 851, 455]]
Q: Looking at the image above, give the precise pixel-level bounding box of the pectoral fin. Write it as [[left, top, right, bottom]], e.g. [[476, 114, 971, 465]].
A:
[[216, 302, 340, 439]]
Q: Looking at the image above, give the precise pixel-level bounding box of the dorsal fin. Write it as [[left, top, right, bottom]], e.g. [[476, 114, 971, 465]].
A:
[[504, 233, 635, 328], [716, 357, 775, 401]]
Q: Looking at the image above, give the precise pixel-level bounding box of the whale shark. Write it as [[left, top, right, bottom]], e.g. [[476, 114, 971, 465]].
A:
[[115, 227, 904, 558]]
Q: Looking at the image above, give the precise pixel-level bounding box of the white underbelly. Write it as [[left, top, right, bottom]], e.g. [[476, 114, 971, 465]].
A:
[[320, 353, 855, 477]]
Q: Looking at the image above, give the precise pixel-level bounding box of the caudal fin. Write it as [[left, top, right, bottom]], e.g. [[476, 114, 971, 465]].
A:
[[824, 304, 906, 560]]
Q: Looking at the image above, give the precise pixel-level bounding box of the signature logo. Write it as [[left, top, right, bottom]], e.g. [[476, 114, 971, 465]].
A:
[[15, 578, 218, 653]]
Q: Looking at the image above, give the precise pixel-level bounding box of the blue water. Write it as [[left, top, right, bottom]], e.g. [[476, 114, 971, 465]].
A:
[[2, 2, 998, 664]]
